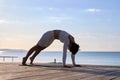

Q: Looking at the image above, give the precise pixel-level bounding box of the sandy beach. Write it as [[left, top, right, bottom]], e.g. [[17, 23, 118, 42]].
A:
[[0, 63, 120, 80]]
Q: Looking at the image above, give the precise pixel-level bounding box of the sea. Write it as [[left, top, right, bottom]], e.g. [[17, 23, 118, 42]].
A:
[[0, 50, 120, 66]]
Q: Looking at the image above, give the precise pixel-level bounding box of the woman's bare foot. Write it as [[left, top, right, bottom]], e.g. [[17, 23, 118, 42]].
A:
[[74, 64, 81, 67], [30, 57, 33, 65], [63, 65, 72, 68], [22, 57, 27, 65]]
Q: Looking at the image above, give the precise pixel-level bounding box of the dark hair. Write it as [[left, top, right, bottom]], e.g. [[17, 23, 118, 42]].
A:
[[69, 43, 79, 55]]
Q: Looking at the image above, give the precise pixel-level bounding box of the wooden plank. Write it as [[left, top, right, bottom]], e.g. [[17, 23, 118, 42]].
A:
[[0, 63, 120, 80], [114, 77, 120, 80]]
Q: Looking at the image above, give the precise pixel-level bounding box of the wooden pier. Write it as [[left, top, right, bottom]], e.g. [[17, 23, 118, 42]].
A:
[[0, 63, 120, 80], [0, 56, 18, 62]]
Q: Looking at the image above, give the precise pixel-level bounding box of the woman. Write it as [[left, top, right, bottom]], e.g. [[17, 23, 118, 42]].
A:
[[22, 30, 80, 67]]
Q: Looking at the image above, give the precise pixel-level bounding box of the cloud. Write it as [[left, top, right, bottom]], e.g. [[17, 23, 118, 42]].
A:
[[48, 7, 54, 11], [0, 19, 9, 24], [0, 51, 4, 55], [49, 16, 73, 23], [86, 8, 102, 13], [49, 17, 62, 23], [0, 19, 29, 24], [30, 7, 43, 11], [0, 19, 12, 24]]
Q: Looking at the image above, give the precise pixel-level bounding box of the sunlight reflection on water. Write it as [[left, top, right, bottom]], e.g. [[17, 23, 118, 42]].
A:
[[0, 51, 120, 66]]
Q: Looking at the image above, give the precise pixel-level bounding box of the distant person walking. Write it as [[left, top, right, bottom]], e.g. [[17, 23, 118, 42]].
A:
[[22, 30, 80, 67]]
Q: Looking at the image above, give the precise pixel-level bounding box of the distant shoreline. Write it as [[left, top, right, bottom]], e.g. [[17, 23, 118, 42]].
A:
[[0, 49, 27, 52], [0, 49, 120, 53]]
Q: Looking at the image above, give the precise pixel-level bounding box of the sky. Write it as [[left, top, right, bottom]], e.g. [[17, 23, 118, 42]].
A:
[[0, 0, 120, 51]]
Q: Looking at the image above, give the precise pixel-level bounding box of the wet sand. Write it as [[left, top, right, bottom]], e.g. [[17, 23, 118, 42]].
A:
[[0, 63, 120, 80]]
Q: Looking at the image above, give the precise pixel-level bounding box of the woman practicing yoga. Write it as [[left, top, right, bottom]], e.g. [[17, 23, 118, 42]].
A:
[[22, 30, 80, 67]]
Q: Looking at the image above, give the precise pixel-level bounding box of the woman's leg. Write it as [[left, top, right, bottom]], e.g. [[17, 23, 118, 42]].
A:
[[22, 45, 39, 65], [30, 46, 46, 64]]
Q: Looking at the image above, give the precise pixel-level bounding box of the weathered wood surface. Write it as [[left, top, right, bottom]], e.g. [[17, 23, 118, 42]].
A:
[[0, 63, 120, 80]]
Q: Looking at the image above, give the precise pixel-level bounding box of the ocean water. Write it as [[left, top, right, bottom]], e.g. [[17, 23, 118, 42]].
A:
[[0, 50, 120, 66]]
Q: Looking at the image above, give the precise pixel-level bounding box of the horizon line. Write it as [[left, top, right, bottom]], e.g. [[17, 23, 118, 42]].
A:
[[0, 48, 120, 52]]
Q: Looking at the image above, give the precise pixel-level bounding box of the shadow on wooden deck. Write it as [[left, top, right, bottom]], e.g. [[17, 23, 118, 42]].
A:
[[21, 63, 120, 77]]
